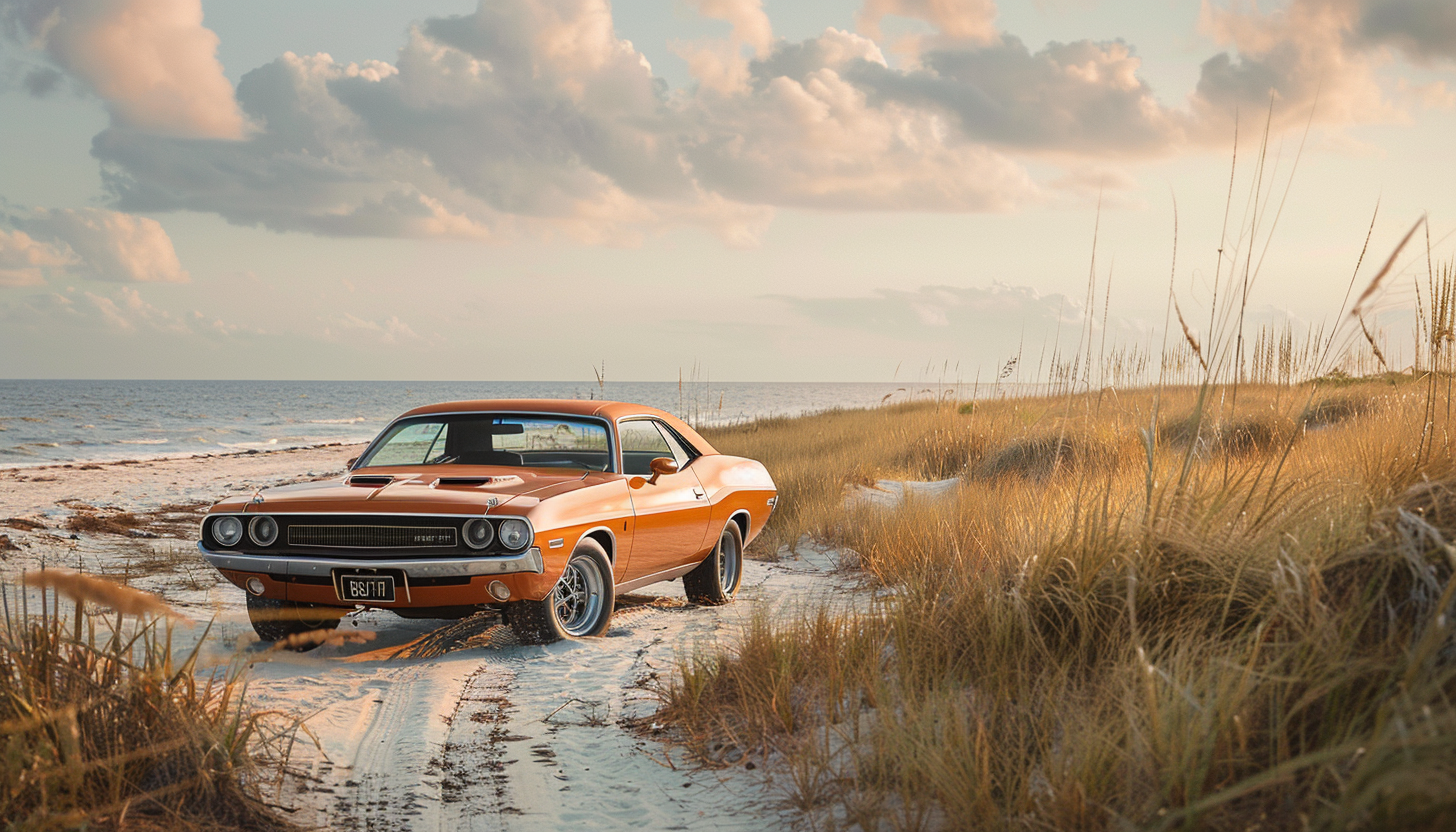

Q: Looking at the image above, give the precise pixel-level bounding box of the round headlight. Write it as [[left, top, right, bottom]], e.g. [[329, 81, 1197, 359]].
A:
[[462, 518, 495, 550], [249, 515, 278, 546], [213, 516, 244, 547], [498, 518, 531, 551]]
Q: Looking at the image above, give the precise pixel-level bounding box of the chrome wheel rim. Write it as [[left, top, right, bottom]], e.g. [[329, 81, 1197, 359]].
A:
[[718, 528, 740, 593], [554, 555, 605, 637]]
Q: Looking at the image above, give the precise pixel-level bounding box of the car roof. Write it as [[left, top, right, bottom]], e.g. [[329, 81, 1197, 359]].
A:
[[395, 399, 719, 454]]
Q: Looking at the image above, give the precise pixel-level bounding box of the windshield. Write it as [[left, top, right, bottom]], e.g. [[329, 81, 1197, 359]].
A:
[[358, 413, 612, 472]]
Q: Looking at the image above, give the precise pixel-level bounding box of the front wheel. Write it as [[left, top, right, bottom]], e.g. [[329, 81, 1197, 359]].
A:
[[246, 594, 344, 648], [683, 520, 743, 605], [506, 539, 615, 644]]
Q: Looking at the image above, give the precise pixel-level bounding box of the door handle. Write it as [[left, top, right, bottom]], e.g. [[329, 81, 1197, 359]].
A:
[[692, 488, 706, 500]]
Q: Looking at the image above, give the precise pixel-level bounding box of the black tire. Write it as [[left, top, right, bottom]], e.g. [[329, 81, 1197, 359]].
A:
[[505, 539, 615, 645], [683, 520, 743, 605], [246, 594, 344, 649]]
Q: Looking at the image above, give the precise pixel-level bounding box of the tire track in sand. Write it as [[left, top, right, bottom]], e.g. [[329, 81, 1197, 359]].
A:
[[433, 555, 846, 831]]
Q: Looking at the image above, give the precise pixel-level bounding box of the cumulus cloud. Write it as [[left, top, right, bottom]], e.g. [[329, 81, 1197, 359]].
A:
[[14, 0, 1446, 245], [3, 207, 188, 283], [0, 0, 245, 138], [1190, 0, 1456, 134], [93, 2, 710, 242], [0, 227, 74, 286], [674, 0, 774, 95], [1193, 0, 1396, 133], [848, 35, 1186, 154], [684, 29, 1040, 210], [90, 1, 1048, 240], [689, 0, 773, 56], [1359, 0, 1456, 63], [856, 0, 999, 46]]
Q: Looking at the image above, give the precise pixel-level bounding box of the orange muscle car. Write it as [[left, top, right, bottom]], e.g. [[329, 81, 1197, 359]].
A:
[[198, 400, 777, 645]]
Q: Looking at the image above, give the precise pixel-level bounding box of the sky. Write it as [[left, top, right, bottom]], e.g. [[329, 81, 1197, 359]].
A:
[[1, 0, 1455, 382]]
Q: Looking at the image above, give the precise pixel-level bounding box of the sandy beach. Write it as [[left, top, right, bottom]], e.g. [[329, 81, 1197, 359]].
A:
[[0, 444, 856, 830]]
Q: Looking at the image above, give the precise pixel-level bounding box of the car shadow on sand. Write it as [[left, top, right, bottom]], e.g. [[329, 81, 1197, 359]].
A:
[[273, 591, 696, 663]]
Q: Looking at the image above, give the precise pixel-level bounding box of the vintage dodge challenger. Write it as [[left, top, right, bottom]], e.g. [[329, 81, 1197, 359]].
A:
[[198, 399, 777, 645]]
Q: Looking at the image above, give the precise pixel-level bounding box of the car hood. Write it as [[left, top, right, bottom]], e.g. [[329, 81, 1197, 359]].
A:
[[216, 466, 605, 515]]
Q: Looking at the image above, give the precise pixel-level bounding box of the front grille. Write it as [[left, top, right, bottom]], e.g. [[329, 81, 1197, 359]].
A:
[[287, 525, 458, 549]]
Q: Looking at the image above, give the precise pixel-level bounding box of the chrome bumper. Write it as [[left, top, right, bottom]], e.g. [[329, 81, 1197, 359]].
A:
[[197, 544, 545, 579]]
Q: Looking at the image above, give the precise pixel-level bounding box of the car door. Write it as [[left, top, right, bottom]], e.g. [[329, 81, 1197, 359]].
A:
[[619, 418, 712, 582]]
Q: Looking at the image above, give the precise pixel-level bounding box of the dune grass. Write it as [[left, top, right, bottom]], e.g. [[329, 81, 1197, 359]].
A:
[[672, 376, 1456, 830], [1, 571, 296, 831]]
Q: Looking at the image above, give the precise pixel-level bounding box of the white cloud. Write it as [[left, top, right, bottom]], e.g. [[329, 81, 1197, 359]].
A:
[[15, 0, 1442, 247], [10, 207, 188, 283], [683, 34, 1039, 210], [1193, 0, 1398, 134], [92, 8, 1050, 234], [82, 286, 188, 332], [0, 226, 74, 286], [324, 312, 426, 346], [1, 285, 197, 334], [1191, 0, 1456, 135], [689, 0, 773, 56], [857, 0, 1000, 46], [845, 34, 1187, 154], [0, 0, 245, 139]]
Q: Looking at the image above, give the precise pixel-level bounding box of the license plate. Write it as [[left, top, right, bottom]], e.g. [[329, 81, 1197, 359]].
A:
[[338, 574, 396, 602]]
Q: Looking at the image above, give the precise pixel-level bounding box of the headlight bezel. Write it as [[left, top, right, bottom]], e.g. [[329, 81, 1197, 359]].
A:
[[248, 515, 279, 547], [462, 518, 496, 550], [212, 515, 244, 547], [497, 518, 532, 552]]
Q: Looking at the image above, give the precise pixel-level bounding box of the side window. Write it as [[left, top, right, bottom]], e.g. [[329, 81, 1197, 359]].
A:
[[656, 425, 692, 468], [619, 420, 675, 475]]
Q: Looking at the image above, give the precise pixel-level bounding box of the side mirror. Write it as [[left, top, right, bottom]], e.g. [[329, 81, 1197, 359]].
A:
[[646, 457, 678, 485], [345, 457, 359, 469]]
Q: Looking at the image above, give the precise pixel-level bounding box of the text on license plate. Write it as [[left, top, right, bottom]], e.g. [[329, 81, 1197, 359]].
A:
[[339, 574, 396, 602]]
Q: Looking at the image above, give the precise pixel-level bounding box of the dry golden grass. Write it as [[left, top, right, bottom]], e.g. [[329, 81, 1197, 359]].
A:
[[267, 627, 376, 652], [677, 378, 1456, 831], [23, 569, 179, 620], [1, 574, 296, 831], [65, 511, 145, 536]]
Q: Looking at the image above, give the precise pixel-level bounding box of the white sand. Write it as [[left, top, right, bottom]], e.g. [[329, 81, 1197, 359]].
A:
[[844, 477, 961, 509], [0, 445, 857, 830]]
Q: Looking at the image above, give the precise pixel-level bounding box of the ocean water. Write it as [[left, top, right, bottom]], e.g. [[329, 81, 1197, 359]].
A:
[[0, 379, 1004, 468]]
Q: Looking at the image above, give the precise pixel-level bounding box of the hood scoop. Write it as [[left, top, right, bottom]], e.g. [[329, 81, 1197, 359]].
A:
[[347, 475, 394, 487], [434, 475, 525, 488]]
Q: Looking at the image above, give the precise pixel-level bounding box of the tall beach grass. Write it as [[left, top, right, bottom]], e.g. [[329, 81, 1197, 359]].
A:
[[1, 571, 295, 831], [673, 378, 1456, 830], [665, 185, 1456, 830]]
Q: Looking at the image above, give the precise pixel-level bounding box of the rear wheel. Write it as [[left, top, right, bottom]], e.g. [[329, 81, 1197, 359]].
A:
[[246, 594, 344, 648], [683, 520, 743, 605], [506, 539, 614, 644]]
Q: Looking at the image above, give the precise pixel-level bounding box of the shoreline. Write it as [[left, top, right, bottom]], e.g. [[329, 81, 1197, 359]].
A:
[[0, 439, 369, 473], [0, 442, 367, 528]]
